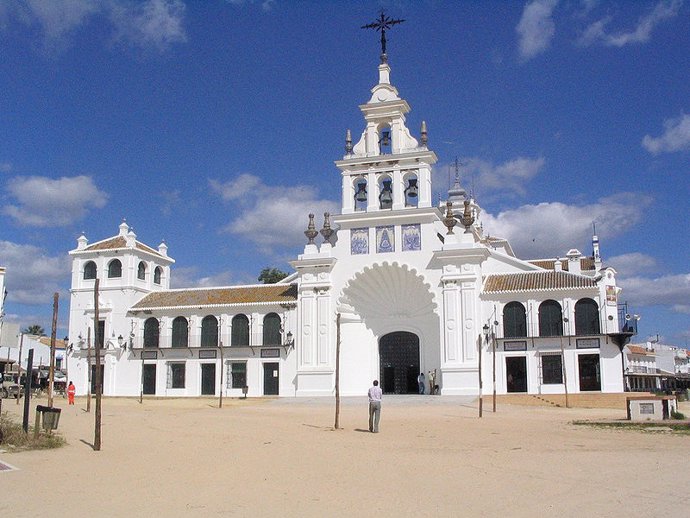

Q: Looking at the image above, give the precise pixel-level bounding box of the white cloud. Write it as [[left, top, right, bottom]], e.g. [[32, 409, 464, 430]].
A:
[[226, 0, 275, 11], [210, 174, 337, 254], [110, 0, 187, 51], [579, 0, 681, 47], [170, 266, 249, 289], [3, 175, 108, 227], [607, 252, 657, 276], [516, 0, 559, 60], [0, 0, 186, 53], [0, 240, 70, 305], [434, 156, 544, 198], [618, 274, 690, 314], [480, 192, 651, 258], [642, 113, 690, 154]]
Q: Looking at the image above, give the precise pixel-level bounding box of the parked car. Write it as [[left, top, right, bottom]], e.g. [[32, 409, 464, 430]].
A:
[[0, 372, 23, 399]]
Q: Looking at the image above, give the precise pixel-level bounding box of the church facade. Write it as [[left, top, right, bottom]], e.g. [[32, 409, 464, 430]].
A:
[[66, 58, 627, 398]]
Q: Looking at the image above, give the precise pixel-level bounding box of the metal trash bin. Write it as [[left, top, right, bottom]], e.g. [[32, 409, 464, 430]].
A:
[[36, 405, 61, 431]]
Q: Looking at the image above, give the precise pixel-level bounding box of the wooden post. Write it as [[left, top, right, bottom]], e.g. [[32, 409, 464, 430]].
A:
[[48, 292, 58, 407], [334, 313, 341, 430], [93, 278, 102, 451], [16, 333, 23, 405], [218, 340, 224, 409], [492, 331, 497, 413], [86, 327, 92, 413], [561, 336, 570, 409], [478, 334, 483, 418], [22, 349, 34, 433]]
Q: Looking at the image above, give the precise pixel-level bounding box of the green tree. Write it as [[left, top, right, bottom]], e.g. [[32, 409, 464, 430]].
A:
[[258, 267, 289, 284], [22, 324, 45, 336]]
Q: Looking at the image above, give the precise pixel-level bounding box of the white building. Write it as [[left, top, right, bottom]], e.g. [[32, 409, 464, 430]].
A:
[[66, 55, 631, 398], [625, 342, 690, 392]]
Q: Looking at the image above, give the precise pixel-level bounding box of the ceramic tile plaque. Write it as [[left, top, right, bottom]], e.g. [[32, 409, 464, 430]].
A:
[[376, 226, 394, 253], [350, 227, 369, 255], [402, 224, 421, 251]]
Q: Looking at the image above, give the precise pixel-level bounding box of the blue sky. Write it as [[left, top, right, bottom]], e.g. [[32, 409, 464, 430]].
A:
[[0, 0, 688, 345]]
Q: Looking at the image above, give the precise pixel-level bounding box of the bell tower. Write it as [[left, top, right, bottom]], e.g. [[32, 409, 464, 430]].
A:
[[337, 61, 437, 215]]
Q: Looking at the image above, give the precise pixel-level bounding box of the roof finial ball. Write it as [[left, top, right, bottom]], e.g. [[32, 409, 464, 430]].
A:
[[304, 213, 318, 244]]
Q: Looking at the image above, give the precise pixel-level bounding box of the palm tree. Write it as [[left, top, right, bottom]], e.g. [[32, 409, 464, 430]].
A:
[[22, 324, 45, 336]]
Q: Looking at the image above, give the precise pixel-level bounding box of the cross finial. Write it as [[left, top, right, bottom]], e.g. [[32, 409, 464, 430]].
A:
[[361, 10, 406, 64]]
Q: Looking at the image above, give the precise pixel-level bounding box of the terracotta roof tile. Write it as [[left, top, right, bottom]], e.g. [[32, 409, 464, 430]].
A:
[[85, 236, 163, 257], [528, 258, 596, 271], [627, 345, 654, 356], [131, 284, 298, 310], [484, 271, 596, 293]]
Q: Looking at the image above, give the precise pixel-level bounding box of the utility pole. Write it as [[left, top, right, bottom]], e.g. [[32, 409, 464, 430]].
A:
[[93, 278, 102, 451], [48, 292, 58, 407], [334, 313, 341, 429], [492, 330, 497, 413], [478, 333, 483, 418], [219, 340, 224, 409]]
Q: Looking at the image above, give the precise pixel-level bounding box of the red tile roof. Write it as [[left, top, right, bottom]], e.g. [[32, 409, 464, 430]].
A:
[[131, 284, 298, 310], [528, 258, 596, 271], [483, 271, 597, 293], [85, 236, 163, 257]]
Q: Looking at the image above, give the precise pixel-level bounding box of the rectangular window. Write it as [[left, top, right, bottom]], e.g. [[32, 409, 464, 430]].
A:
[[169, 363, 185, 389], [231, 362, 247, 389], [541, 355, 563, 384]]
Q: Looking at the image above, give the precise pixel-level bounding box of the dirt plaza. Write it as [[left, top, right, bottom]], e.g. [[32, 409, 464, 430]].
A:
[[1, 395, 688, 517]]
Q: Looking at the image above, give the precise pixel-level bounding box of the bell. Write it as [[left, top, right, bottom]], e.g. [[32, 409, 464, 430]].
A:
[[382, 131, 390, 147], [379, 179, 393, 209], [355, 181, 368, 203], [405, 178, 418, 198]]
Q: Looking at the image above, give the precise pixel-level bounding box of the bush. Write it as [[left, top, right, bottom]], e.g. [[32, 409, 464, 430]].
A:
[[0, 412, 65, 451], [670, 410, 686, 420]]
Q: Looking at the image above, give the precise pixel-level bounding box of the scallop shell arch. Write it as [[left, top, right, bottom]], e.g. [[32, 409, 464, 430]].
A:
[[337, 262, 437, 322]]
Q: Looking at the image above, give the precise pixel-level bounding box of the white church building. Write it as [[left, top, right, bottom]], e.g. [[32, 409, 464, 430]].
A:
[[66, 55, 630, 398]]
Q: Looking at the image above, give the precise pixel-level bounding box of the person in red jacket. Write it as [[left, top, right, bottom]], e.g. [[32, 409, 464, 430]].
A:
[[67, 381, 76, 405]]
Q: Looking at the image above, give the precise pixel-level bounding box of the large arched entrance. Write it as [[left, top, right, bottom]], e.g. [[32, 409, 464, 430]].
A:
[[379, 331, 420, 394]]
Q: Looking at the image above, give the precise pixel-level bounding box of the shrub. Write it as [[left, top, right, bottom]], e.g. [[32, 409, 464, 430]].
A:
[[670, 410, 686, 420], [0, 412, 66, 451]]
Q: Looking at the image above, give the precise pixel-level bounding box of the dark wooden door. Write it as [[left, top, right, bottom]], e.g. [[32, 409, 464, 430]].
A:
[[201, 363, 216, 395], [506, 356, 528, 393], [263, 363, 279, 395], [578, 354, 601, 391], [379, 332, 420, 394], [142, 364, 156, 395]]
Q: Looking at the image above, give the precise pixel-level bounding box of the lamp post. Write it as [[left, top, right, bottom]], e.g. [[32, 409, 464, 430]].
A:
[[480, 324, 489, 418]]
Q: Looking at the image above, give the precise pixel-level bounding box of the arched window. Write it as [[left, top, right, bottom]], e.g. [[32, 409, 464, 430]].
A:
[[575, 298, 600, 335], [538, 300, 563, 337], [201, 315, 218, 347], [171, 317, 188, 348], [231, 314, 250, 346], [83, 261, 97, 280], [503, 302, 527, 338], [154, 266, 162, 284], [378, 175, 393, 209], [137, 261, 146, 280], [143, 317, 159, 348], [108, 259, 122, 278], [263, 313, 281, 345]]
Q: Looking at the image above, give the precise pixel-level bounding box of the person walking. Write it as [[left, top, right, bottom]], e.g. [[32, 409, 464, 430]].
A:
[[67, 381, 76, 405], [417, 372, 425, 394], [368, 380, 382, 433]]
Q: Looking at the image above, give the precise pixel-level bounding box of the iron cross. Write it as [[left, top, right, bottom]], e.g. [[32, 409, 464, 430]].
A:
[[361, 10, 406, 63]]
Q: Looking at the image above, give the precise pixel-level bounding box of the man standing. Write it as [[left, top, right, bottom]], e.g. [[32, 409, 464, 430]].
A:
[[368, 380, 382, 433], [417, 372, 425, 394]]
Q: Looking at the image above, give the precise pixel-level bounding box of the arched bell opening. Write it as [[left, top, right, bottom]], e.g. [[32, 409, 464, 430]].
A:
[[403, 172, 419, 207], [353, 176, 368, 211], [379, 331, 420, 394], [377, 123, 392, 155], [378, 174, 393, 210]]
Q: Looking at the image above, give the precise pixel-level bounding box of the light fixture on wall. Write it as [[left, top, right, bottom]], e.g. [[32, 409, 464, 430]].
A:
[[482, 323, 490, 343], [118, 335, 126, 350], [282, 331, 294, 354]]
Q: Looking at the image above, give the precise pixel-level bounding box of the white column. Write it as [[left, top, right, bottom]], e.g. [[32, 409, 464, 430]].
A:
[[299, 291, 316, 367], [443, 280, 460, 363]]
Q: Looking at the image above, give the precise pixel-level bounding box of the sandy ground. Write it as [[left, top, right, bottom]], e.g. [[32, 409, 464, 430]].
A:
[[1, 395, 688, 518]]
